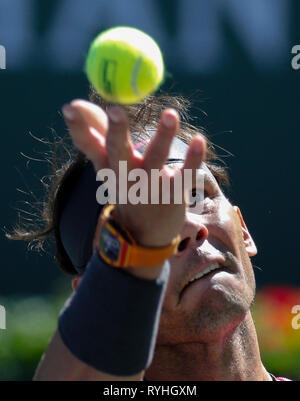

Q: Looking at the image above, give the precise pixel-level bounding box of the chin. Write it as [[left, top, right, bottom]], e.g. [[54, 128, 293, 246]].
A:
[[180, 281, 253, 341]]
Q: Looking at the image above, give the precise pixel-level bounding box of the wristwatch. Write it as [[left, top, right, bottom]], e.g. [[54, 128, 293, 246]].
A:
[[97, 205, 180, 267]]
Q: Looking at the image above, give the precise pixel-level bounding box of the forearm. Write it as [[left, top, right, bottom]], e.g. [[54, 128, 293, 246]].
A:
[[34, 330, 142, 381], [35, 251, 169, 381]]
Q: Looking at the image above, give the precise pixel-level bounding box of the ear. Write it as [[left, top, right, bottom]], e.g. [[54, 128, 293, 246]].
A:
[[233, 206, 257, 257], [72, 275, 83, 292]]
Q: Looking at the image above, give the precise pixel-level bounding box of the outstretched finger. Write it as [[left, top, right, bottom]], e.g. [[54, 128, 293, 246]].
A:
[[182, 135, 206, 171], [106, 106, 134, 171], [143, 108, 179, 170], [62, 103, 108, 171], [70, 99, 108, 136]]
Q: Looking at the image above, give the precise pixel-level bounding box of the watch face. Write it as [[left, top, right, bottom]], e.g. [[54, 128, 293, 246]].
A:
[[99, 225, 121, 262]]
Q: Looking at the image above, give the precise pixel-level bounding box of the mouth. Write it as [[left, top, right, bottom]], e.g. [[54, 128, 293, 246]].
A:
[[187, 262, 222, 283], [179, 261, 228, 302]]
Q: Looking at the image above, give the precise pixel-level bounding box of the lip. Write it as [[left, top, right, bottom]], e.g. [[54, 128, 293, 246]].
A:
[[178, 256, 229, 302], [186, 257, 226, 285]]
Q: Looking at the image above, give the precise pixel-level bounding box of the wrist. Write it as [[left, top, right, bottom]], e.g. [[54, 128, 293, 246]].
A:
[[58, 251, 170, 375], [126, 265, 164, 280], [95, 205, 180, 268], [112, 206, 178, 248]]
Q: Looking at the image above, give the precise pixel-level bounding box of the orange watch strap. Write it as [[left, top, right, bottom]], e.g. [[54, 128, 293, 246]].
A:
[[128, 236, 180, 267], [98, 205, 181, 267]]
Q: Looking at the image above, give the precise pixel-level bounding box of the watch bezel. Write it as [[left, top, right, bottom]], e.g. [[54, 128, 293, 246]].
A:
[[98, 220, 132, 267]]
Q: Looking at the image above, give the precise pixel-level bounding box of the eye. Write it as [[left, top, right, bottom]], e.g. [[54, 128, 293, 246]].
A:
[[188, 188, 208, 208], [187, 178, 220, 212], [186, 171, 221, 212]]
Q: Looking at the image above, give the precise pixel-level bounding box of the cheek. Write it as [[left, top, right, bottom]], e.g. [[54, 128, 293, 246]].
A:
[[239, 246, 256, 292], [214, 203, 256, 292], [205, 202, 241, 256], [217, 202, 245, 255]]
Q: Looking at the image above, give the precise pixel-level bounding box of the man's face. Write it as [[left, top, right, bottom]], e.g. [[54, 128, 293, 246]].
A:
[[74, 164, 257, 345], [156, 169, 257, 345]]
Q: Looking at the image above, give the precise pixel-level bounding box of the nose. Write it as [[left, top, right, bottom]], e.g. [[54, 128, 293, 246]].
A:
[[176, 212, 209, 255]]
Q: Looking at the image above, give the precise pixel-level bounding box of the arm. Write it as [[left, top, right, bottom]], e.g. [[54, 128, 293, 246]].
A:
[[34, 100, 205, 380], [34, 251, 168, 381], [34, 330, 142, 381]]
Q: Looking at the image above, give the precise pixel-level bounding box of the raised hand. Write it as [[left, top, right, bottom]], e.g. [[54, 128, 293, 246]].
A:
[[62, 100, 206, 250]]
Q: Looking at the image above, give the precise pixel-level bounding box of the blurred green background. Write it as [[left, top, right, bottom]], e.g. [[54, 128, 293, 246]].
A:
[[0, 0, 300, 380]]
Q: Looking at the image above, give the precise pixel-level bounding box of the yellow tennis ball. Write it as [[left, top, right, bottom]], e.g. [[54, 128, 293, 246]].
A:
[[85, 26, 165, 105]]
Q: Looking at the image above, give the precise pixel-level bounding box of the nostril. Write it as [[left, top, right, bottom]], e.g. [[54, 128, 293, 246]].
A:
[[196, 228, 206, 242], [177, 237, 190, 252]]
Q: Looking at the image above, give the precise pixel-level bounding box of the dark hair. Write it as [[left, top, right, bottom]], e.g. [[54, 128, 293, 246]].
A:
[[7, 89, 230, 275]]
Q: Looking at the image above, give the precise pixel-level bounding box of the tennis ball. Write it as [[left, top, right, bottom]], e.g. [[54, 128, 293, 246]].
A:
[[85, 26, 164, 105]]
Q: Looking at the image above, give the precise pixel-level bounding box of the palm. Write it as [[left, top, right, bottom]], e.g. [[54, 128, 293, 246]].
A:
[[62, 99, 206, 247]]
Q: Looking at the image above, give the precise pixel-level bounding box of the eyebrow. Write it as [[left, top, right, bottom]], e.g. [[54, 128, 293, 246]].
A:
[[165, 159, 219, 186]]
